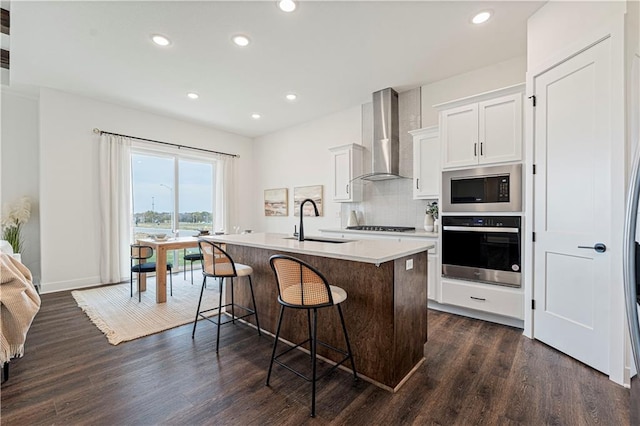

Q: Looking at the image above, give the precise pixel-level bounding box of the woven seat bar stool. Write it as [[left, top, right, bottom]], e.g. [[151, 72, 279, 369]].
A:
[[183, 249, 203, 284], [192, 239, 261, 352], [130, 244, 173, 302], [266, 254, 358, 418]]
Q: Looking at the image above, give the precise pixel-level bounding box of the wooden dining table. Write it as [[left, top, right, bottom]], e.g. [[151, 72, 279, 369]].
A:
[[136, 236, 200, 303]]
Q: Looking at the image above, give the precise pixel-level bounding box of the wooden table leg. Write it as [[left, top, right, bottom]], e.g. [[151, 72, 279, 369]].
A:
[[156, 247, 167, 303], [139, 273, 147, 292]]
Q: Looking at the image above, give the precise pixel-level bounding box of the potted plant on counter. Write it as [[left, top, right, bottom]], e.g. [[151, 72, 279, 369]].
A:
[[425, 201, 439, 233]]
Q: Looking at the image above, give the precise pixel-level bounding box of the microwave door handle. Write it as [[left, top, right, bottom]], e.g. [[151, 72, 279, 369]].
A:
[[442, 226, 520, 233]]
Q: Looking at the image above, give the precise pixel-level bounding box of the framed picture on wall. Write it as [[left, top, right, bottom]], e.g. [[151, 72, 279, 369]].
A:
[[294, 185, 323, 217], [264, 188, 288, 216]]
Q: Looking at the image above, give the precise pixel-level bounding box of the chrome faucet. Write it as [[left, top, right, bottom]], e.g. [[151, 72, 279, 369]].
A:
[[298, 198, 319, 241]]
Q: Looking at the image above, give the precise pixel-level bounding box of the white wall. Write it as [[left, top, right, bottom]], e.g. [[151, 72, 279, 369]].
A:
[[1, 88, 40, 281], [421, 56, 526, 128], [252, 106, 361, 235], [38, 88, 254, 293], [527, 1, 627, 70]]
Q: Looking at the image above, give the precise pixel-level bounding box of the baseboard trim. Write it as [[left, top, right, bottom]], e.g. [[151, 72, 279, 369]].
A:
[[40, 275, 104, 294]]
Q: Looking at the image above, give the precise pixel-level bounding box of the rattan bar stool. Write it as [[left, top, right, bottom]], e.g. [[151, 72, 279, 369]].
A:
[[192, 239, 261, 352], [266, 254, 358, 418]]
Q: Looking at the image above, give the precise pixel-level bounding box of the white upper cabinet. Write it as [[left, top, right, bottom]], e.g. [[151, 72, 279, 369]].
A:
[[330, 144, 364, 202], [409, 126, 440, 199], [437, 84, 524, 169]]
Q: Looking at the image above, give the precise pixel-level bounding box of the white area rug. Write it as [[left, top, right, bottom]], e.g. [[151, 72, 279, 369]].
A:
[[72, 277, 219, 345]]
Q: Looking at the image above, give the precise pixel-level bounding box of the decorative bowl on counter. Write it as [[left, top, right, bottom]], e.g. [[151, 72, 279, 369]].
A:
[[152, 233, 168, 241]]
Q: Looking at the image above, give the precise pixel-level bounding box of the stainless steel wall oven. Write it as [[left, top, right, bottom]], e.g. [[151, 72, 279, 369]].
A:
[[442, 215, 522, 287]]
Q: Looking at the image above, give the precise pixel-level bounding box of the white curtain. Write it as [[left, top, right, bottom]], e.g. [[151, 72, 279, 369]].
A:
[[99, 134, 132, 284], [215, 155, 236, 233]]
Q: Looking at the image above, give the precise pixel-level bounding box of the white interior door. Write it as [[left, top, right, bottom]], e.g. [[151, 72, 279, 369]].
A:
[[533, 37, 612, 374]]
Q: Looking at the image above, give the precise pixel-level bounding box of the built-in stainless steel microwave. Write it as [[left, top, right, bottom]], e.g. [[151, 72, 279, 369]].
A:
[[442, 164, 522, 213]]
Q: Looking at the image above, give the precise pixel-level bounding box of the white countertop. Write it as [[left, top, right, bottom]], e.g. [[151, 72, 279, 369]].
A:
[[204, 232, 434, 265], [320, 228, 439, 238]]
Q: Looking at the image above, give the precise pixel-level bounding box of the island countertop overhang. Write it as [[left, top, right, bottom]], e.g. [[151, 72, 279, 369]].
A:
[[204, 232, 434, 265]]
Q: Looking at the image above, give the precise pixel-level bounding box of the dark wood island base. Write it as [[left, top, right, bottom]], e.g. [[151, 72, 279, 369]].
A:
[[225, 244, 428, 391]]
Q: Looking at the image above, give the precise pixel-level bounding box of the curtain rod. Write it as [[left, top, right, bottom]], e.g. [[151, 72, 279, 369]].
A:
[[92, 128, 240, 158]]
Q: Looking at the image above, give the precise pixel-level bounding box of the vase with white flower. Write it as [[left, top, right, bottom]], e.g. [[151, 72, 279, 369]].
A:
[[425, 201, 439, 233], [1, 197, 31, 254]]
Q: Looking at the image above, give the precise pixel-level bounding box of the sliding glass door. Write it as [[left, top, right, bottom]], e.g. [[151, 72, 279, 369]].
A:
[[131, 153, 175, 234], [131, 150, 216, 269], [178, 159, 215, 236]]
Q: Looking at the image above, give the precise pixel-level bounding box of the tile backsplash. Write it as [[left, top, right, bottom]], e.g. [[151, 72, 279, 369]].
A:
[[340, 179, 435, 229]]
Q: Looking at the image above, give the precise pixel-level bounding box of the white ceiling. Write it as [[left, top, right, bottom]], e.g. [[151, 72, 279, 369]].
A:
[[9, 1, 544, 138]]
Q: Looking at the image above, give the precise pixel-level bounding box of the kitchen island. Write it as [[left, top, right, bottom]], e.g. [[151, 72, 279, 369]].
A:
[[205, 232, 434, 391]]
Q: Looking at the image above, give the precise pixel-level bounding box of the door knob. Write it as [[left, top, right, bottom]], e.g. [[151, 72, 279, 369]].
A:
[[577, 243, 607, 253]]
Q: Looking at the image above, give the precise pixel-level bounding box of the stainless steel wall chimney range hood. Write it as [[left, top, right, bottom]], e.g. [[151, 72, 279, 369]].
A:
[[358, 87, 405, 181]]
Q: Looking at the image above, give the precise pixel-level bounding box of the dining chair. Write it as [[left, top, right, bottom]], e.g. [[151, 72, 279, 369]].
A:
[[130, 244, 173, 302], [183, 248, 203, 284]]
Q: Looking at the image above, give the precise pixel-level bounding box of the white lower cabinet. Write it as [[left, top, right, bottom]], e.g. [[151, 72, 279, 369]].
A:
[[427, 253, 437, 301], [440, 278, 524, 320]]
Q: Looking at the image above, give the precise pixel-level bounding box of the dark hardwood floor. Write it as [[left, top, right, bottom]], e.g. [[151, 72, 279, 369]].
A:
[[1, 291, 630, 425]]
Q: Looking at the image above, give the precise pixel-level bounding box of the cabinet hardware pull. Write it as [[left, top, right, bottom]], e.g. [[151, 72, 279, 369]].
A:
[[470, 296, 486, 301], [474, 143, 477, 156], [416, 178, 419, 189], [346, 184, 349, 194], [480, 142, 483, 156]]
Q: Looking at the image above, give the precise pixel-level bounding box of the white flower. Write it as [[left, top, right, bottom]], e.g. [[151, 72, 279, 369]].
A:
[[1, 197, 31, 229]]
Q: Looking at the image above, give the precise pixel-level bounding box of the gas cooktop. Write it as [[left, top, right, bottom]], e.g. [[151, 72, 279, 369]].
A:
[[346, 225, 416, 232]]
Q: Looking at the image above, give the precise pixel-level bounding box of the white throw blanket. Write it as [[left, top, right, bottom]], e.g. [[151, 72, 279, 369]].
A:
[[0, 253, 41, 364]]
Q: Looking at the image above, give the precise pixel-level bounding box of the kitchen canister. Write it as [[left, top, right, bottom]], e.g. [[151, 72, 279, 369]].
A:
[[348, 210, 359, 227]]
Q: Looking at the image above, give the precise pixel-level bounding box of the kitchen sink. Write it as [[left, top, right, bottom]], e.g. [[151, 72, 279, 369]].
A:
[[283, 236, 352, 244]]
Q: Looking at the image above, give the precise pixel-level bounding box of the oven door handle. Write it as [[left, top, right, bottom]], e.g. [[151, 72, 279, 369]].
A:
[[442, 226, 520, 233]]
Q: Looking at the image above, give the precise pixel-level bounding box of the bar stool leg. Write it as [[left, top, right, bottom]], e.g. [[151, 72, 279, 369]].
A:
[[266, 305, 285, 386], [231, 278, 236, 324], [307, 310, 312, 349], [247, 275, 261, 336], [138, 272, 142, 303], [216, 277, 225, 353], [192, 276, 207, 338], [337, 305, 358, 380], [310, 308, 318, 418]]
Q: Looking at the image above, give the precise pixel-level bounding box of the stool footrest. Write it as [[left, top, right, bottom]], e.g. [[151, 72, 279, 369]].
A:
[[273, 338, 351, 383], [196, 303, 257, 327]]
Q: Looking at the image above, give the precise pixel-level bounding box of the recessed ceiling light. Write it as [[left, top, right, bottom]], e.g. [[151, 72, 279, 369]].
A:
[[251, 113, 261, 119], [277, 0, 297, 13], [187, 92, 199, 100], [472, 11, 492, 25], [232, 34, 251, 47], [285, 93, 297, 101], [151, 34, 171, 46]]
